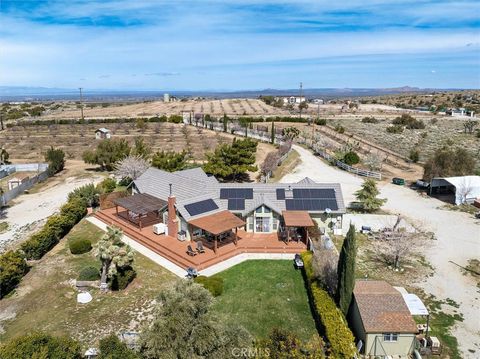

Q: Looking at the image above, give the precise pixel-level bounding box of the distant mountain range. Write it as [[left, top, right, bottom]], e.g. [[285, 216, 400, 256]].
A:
[[0, 85, 468, 102]]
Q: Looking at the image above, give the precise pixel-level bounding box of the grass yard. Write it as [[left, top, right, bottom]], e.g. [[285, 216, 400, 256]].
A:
[[0, 220, 176, 347], [212, 260, 317, 342]]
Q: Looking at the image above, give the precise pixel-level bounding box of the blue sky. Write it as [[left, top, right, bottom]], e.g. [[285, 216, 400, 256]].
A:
[[0, 0, 479, 90]]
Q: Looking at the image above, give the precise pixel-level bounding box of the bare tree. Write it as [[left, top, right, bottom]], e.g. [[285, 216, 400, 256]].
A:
[[260, 152, 280, 182], [364, 152, 383, 171], [463, 119, 478, 134], [312, 238, 338, 294], [114, 155, 149, 181], [456, 178, 473, 204]]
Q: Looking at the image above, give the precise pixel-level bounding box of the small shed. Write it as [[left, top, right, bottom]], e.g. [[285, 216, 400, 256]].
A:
[[95, 128, 111, 140], [430, 175, 480, 205]]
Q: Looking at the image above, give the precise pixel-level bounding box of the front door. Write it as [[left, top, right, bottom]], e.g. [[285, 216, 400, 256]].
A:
[[255, 216, 271, 232]]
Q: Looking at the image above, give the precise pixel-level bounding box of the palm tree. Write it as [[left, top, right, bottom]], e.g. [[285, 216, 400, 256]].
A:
[[96, 226, 134, 290]]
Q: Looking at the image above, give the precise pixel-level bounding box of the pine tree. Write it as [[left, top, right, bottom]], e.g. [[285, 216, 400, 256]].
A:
[[355, 179, 387, 212], [336, 224, 357, 316]]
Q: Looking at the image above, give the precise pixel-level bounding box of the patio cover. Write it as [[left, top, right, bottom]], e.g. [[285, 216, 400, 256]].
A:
[[113, 193, 167, 215], [189, 210, 245, 235], [282, 210, 315, 227]]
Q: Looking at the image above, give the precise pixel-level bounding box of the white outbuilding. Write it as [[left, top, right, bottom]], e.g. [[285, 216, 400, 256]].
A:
[[430, 175, 480, 205]]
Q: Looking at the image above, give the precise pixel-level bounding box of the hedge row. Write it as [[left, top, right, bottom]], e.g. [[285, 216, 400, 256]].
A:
[[301, 251, 356, 359], [0, 193, 88, 298], [20, 198, 87, 260]]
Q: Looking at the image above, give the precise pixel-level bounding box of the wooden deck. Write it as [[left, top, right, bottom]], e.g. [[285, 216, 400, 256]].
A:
[[95, 207, 307, 271]]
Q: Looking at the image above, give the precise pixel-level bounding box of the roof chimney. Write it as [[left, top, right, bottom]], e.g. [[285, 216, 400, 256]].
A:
[[169, 183, 172, 196]]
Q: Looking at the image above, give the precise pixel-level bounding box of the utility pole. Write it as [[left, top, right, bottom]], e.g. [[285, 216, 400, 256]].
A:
[[0, 111, 3, 131], [299, 82, 303, 119], [78, 87, 84, 121]]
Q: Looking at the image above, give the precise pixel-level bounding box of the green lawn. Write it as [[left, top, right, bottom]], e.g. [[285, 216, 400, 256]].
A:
[[212, 260, 317, 342], [0, 220, 176, 346]]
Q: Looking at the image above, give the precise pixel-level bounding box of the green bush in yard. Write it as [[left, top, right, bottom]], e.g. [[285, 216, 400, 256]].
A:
[[98, 334, 139, 359], [301, 251, 356, 359], [0, 331, 82, 359], [0, 250, 28, 299], [111, 266, 136, 291], [20, 226, 60, 260], [45, 214, 76, 238], [98, 177, 117, 194], [61, 198, 88, 223], [78, 266, 100, 281], [194, 275, 224, 297], [69, 238, 92, 255], [342, 151, 360, 166], [67, 184, 100, 208]]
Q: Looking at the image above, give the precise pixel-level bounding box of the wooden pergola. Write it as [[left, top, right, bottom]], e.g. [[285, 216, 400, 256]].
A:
[[189, 210, 246, 254], [113, 193, 167, 230], [282, 210, 315, 244]]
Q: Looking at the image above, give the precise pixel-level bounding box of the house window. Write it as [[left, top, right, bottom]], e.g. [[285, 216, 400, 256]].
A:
[[255, 206, 263, 213], [263, 206, 271, 213], [383, 333, 398, 342]]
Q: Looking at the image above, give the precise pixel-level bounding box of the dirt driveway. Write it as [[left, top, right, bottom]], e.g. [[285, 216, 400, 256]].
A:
[[0, 161, 104, 252], [281, 145, 480, 357]]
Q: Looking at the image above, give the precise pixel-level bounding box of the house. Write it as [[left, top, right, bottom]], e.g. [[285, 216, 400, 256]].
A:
[[131, 167, 345, 241], [95, 128, 111, 140], [349, 280, 417, 358], [282, 96, 306, 105]]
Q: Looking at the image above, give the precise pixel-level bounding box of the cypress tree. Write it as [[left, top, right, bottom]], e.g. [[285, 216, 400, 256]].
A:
[[270, 122, 275, 144], [336, 224, 357, 316]]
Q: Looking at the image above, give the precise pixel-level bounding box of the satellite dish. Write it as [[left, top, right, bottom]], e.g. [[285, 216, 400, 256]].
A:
[[325, 208, 332, 214], [77, 292, 93, 304]]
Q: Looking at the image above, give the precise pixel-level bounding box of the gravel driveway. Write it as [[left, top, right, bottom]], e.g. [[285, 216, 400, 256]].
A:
[[281, 144, 480, 357]]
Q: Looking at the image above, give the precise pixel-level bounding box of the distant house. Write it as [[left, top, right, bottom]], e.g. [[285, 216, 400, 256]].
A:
[[95, 128, 111, 140], [349, 280, 417, 358], [282, 96, 305, 105]]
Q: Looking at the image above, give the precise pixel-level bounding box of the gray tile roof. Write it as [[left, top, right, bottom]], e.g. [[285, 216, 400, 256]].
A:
[[134, 167, 346, 222]]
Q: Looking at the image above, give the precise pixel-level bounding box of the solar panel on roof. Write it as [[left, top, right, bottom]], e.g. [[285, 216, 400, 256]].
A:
[[184, 199, 219, 216], [285, 199, 338, 211], [293, 188, 335, 199], [276, 188, 285, 200], [220, 188, 253, 199], [228, 198, 245, 210]]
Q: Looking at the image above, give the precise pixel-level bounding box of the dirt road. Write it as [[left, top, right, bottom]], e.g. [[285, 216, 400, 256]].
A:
[[0, 161, 104, 252], [282, 145, 480, 357]]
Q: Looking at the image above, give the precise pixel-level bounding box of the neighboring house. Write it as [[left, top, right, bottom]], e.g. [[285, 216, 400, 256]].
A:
[[282, 96, 305, 104], [95, 128, 111, 140], [132, 167, 345, 240], [349, 280, 417, 358]]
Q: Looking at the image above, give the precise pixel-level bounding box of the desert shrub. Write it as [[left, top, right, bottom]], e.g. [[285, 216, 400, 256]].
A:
[[68, 184, 100, 207], [98, 177, 116, 194], [194, 276, 224, 297], [301, 252, 356, 359], [314, 118, 327, 125], [392, 113, 425, 129], [0, 331, 82, 359], [409, 149, 420, 163], [0, 250, 28, 299], [111, 266, 136, 291], [78, 266, 100, 281], [342, 151, 360, 165], [361, 116, 378, 123], [386, 125, 404, 134], [430, 118, 438, 125], [45, 147, 65, 176], [98, 334, 139, 359], [334, 125, 345, 134], [69, 238, 92, 255], [45, 214, 76, 238], [168, 114, 183, 124], [423, 146, 476, 181]]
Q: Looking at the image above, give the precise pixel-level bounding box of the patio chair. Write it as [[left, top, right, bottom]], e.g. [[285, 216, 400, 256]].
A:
[[186, 245, 197, 256], [196, 241, 205, 254]]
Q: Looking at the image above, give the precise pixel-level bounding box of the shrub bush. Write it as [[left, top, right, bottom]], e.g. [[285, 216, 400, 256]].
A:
[[68, 184, 100, 208], [98, 177, 117, 194], [194, 276, 224, 297], [45, 214, 76, 238], [314, 118, 327, 125], [386, 125, 404, 134], [0, 332, 82, 359], [334, 125, 345, 134], [78, 266, 100, 281], [69, 238, 92, 255], [168, 114, 183, 124], [392, 114, 425, 129], [61, 198, 88, 223], [409, 149, 420, 163], [0, 250, 28, 299], [111, 266, 136, 291], [20, 226, 60, 260], [98, 334, 139, 359], [301, 251, 356, 359], [343, 151, 360, 166], [361, 116, 378, 123]]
